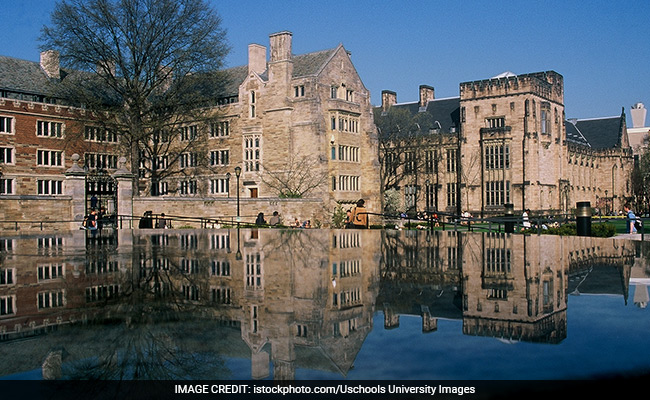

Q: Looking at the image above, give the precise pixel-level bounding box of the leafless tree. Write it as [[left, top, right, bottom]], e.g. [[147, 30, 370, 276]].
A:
[[40, 0, 230, 195], [260, 154, 329, 198]]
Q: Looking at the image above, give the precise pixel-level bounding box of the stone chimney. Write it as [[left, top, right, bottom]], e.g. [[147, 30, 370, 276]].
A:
[[419, 85, 435, 108], [248, 44, 267, 75], [40, 50, 60, 79], [381, 90, 397, 113], [631, 102, 647, 128], [269, 31, 292, 62]]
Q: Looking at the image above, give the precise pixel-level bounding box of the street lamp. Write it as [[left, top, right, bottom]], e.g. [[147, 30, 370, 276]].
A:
[[234, 166, 241, 221]]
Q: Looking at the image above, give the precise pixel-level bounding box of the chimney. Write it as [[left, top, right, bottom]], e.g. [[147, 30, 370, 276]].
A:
[[269, 31, 292, 62], [631, 102, 647, 128], [381, 90, 397, 113], [419, 85, 435, 108], [248, 44, 267, 75], [40, 50, 60, 79]]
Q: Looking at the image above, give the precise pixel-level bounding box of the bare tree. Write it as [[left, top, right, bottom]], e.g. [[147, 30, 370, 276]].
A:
[[40, 0, 230, 195], [260, 154, 329, 198]]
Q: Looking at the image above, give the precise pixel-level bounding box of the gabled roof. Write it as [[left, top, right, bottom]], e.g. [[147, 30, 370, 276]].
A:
[[219, 47, 339, 98], [565, 115, 625, 149]]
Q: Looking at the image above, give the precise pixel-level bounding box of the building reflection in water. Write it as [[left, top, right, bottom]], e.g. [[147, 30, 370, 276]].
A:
[[0, 228, 645, 380]]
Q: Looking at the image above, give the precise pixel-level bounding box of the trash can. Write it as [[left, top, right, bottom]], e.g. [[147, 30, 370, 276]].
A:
[[576, 201, 591, 236], [504, 203, 514, 233]]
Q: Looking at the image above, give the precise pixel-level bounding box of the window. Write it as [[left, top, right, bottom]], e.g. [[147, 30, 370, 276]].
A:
[[210, 121, 230, 137], [541, 103, 551, 135], [404, 151, 416, 174], [85, 153, 117, 169], [153, 155, 168, 170], [337, 145, 359, 162], [180, 180, 197, 195], [37, 149, 63, 166], [37, 180, 63, 195], [210, 178, 229, 194], [244, 135, 261, 172], [346, 89, 354, 102], [447, 182, 457, 207], [155, 181, 168, 195], [1, 295, 15, 316], [250, 91, 256, 118], [486, 117, 505, 129], [210, 234, 230, 250], [84, 126, 117, 142], [86, 285, 119, 302], [211, 287, 231, 304], [337, 175, 360, 191], [446, 148, 457, 173], [330, 85, 338, 99], [210, 149, 229, 166], [182, 285, 200, 301], [485, 180, 511, 206], [180, 152, 198, 168], [0, 147, 13, 164], [38, 290, 65, 309], [245, 253, 263, 289], [180, 125, 198, 141], [484, 143, 510, 170], [294, 85, 305, 97], [38, 263, 64, 281], [37, 120, 63, 138], [405, 184, 416, 209], [211, 260, 231, 276], [425, 150, 437, 174], [0, 116, 13, 134], [334, 114, 359, 133], [0, 268, 14, 285]]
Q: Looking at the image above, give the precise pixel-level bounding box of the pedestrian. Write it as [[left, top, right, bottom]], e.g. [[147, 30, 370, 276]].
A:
[[350, 199, 368, 229], [522, 209, 531, 229], [269, 211, 281, 226], [138, 211, 153, 229], [344, 209, 353, 229], [90, 194, 98, 209], [294, 218, 301, 228], [624, 203, 637, 234], [255, 212, 266, 225], [156, 213, 168, 229]]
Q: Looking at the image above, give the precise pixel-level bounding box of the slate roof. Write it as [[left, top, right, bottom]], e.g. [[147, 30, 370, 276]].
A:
[[0, 45, 341, 101], [373, 96, 461, 137], [565, 115, 624, 149], [0, 55, 65, 97]]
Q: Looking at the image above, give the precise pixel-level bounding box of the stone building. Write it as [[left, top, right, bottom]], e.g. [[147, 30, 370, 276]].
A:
[[376, 71, 634, 218], [0, 31, 381, 230]]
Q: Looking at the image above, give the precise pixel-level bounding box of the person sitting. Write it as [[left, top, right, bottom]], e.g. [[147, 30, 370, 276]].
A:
[[269, 211, 281, 226], [255, 212, 266, 225], [156, 213, 168, 229]]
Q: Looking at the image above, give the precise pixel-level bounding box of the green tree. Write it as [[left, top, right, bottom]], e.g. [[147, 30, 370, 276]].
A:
[[40, 0, 230, 195]]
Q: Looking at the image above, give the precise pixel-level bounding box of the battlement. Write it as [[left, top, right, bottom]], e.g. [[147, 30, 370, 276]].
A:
[[460, 71, 563, 103]]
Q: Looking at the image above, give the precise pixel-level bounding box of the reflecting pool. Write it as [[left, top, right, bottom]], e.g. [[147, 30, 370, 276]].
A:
[[0, 228, 649, 380]]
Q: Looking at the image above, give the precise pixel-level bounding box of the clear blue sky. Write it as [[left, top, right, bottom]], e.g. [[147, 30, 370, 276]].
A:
[[1, 0, 648, 124]]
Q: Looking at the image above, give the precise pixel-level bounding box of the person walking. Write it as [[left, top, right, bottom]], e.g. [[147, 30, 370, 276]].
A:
[[624, 203, 637, 234]]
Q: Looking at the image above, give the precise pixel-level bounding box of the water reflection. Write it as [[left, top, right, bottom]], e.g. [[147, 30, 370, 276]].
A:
[[0, 228, 647, 380]]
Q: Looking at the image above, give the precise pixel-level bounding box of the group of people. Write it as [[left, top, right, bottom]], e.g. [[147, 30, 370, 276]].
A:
[[82, 206, 107, 233], [138, 211, 168, 229]]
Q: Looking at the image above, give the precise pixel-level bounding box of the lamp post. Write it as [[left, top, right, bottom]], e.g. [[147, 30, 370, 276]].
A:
[[234, 166, 241, 221]]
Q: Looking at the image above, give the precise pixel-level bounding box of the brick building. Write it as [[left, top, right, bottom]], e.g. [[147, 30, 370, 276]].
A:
[[0, 32, 381, 229], [376, 71, 634, 218]]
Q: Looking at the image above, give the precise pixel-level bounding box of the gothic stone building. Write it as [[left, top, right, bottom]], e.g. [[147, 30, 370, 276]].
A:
[[0, 32, 381, 229], [376, 71, 633, 218]]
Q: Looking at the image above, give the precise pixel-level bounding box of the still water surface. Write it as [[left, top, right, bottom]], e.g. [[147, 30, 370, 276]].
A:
[[0, 228, 648, 380]]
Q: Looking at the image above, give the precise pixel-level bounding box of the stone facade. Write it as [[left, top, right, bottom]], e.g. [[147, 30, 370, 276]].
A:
[[377, 71, 634, 217]]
